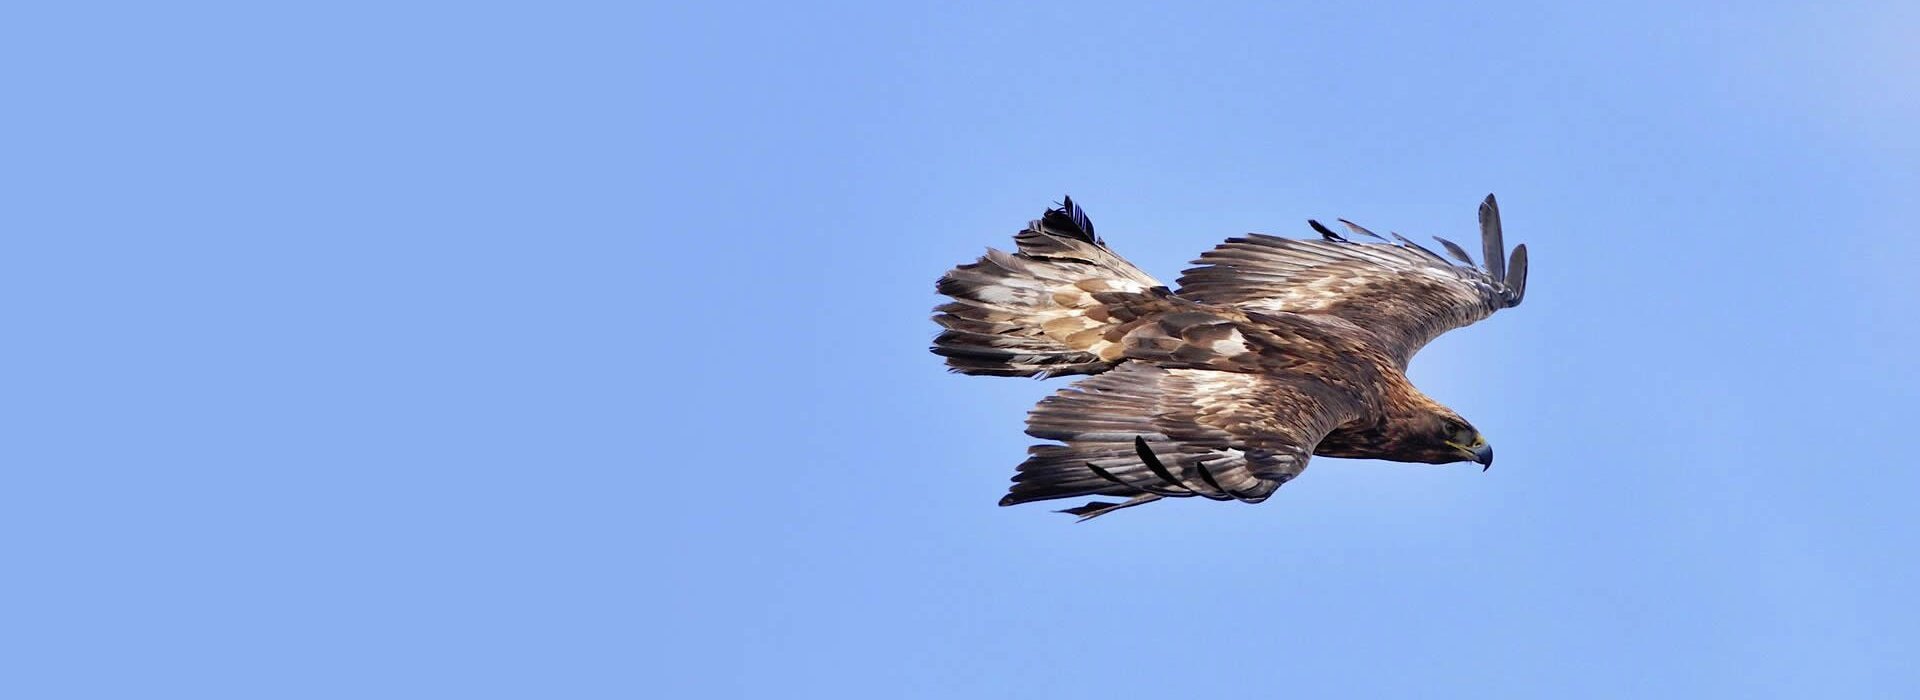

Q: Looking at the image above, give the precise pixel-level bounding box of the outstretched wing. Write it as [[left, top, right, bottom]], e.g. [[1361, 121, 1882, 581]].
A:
[[1175, 194, 1528, 366], [1004, 362, 1362, 520]]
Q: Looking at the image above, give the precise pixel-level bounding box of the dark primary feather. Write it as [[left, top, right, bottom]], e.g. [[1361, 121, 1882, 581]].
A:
[[1433, 236, 1476, 266], [1050, 195, 1099, 244], [1506, 243, 1529, 304], [1479, 193, 1506, 282], [1337, 218, 1389, 241], [1132, 436, 1196, 493], [1390, 231, 1451, 264], [1056, 494, 1162, 521], [1307, 219, 1347, 242]]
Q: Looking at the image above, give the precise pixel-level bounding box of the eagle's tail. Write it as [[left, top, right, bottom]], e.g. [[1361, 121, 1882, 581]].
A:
[[933, 198, 1166, 378]]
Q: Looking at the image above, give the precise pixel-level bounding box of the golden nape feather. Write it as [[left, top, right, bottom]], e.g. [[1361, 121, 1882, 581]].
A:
[[932, 195, 1528, 520]]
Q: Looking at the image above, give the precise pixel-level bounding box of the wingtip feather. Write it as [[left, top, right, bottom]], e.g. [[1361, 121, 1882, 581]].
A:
[[1433, 236, 1476, 266], [1337, 218, 1388, 241], [1054, 194, 1099, 244], [1478, 193, 1506, 282], [1307, 219, 1347, 242], [1506, 243, 1528, 305], [1390, 231, 1450, 263]]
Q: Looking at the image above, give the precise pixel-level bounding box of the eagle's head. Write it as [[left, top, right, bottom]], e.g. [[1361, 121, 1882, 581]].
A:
[[1408, 412, 1494, 470]]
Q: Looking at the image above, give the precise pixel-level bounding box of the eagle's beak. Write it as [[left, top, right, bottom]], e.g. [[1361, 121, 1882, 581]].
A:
[[1471, 442, 1493, 471]]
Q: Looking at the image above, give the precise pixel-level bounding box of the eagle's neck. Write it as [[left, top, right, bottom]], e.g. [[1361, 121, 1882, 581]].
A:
[[1312, 369, 1450, 462]]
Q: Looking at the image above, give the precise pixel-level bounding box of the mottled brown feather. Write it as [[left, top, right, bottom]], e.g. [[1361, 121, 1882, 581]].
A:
[[933, 195, 1529, 518]]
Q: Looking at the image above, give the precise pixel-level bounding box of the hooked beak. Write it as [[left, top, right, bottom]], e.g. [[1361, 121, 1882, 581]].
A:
[[1449, 438, 1494, 470]]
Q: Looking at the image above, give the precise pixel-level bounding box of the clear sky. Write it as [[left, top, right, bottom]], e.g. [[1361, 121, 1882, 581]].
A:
[[6, 1, 1918, 698]]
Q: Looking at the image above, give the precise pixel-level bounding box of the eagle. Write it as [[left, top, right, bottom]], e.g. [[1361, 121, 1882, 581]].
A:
[[931, 195, 1528, 520]]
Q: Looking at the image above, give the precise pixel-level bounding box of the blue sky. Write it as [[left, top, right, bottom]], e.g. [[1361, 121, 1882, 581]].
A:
[[6, 1, 1918, 697]]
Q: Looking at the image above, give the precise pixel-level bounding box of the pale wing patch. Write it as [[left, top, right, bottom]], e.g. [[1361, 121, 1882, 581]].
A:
[[1200, 327, 1256, 360], [1181, 369, 1260, 414]]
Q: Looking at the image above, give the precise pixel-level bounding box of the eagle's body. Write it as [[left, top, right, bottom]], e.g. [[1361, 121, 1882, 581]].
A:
[[932, 195, 1529, 519]]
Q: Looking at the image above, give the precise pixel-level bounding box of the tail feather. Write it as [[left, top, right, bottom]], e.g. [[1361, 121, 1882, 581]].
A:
[[932, 197, 1164, 378]]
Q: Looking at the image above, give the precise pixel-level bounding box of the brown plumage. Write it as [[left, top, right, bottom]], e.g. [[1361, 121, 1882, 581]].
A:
[[932, 195, 1528, 520]]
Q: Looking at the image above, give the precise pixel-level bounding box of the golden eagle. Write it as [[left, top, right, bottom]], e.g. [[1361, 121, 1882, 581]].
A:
[[932, 195, 1528, 520]]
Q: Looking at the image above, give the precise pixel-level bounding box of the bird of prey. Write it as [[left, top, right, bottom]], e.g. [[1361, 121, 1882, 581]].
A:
[[931, 195, 1528, 520]]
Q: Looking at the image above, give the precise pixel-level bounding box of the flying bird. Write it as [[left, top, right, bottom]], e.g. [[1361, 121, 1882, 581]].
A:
[[931, 195, 1528, 520]]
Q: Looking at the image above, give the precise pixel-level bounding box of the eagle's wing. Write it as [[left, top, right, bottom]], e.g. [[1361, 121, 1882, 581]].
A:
[[1004, 362, 1363, 520], [1175, 194, 1528, 366]]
